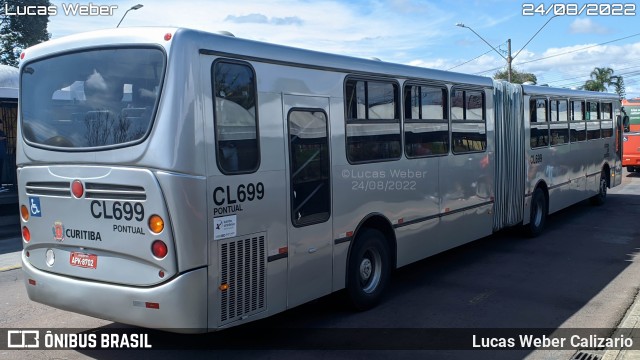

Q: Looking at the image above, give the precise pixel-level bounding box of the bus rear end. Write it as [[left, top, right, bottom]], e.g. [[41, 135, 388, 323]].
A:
[[18, 29, 208, 331]]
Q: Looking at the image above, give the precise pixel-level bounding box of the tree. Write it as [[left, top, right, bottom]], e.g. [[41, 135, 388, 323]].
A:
[[0, 0, 52, 66], [612, 75, 626, 100], [581, 67, 626, 98], [493, 68, 537, 84], [581, 67, 613, 91]]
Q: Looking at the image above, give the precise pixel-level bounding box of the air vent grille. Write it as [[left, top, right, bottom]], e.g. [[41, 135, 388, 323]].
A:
[[84, 183, 146, 200], [219, 234, 266, 325], [25, 181, 71, 197]]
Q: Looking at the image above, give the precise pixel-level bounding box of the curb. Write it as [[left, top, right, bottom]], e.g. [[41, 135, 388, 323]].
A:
[[0, 264, 20, 272], [601, 288, 640, 360]]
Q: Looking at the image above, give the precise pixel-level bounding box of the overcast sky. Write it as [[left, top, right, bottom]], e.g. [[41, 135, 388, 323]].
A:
[[45, 0, 640, 98]]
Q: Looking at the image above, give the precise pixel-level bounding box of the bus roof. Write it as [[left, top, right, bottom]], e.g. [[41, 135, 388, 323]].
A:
[[522, 83, 620, 100], [22, 27, 493, 88], [622, 98, 640, 106]]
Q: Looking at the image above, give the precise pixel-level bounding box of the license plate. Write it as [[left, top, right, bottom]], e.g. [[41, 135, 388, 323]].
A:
[[69, 252, 98, 269]]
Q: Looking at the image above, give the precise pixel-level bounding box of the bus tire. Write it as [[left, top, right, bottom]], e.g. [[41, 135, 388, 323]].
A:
[[526, 188, 547, 237], [346, 229, 390, 310], [590, 172, 607, 206]]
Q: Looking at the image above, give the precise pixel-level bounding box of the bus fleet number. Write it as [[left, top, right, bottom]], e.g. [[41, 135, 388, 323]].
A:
[[530, 154, 543, 164], [214, 182, 264, 206], [90, 200, 145, 222]]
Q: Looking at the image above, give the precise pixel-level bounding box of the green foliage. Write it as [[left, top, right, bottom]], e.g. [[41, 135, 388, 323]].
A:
[[0, 0, 52, 66], [581, 67, 625, 99], [612, 76, 625, 100], [493, 68, 537, 84]]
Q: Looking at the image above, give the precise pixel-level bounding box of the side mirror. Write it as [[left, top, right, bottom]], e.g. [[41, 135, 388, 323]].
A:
[[624, 115, 630, 132]]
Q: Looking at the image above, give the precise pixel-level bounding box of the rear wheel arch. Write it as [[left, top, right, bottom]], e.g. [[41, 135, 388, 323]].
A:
[[344, 213, 396, 310], [347, 213, 397, 271]]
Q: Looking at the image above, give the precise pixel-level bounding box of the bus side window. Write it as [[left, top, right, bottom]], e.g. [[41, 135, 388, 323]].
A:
[[288, 110, 330, 226], [601, 102, 613, 138], [450, 88, 486, 154], [530, 98, 549, 149], [549, 99, 569, 146], [586, 101, 601, 140], [403, 84, 449, 157], [570, 100, 586, 142], [212, 61, 260, 174], [345, 79, 401, 163]]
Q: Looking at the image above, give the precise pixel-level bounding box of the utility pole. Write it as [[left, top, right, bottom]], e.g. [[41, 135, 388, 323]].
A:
[[456, 15, 558, 83], [507, 39, 512, 83]]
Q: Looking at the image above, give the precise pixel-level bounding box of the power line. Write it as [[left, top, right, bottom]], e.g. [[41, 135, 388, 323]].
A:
[[553, 69, 640, 88], [446, 47, 499, 71], [543, 63, 640, 85], [472, 31, 640, 75], [543, 65, 640, 83]]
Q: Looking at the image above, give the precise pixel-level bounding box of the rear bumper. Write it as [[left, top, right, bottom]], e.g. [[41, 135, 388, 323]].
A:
[[622, 155, 640, 167], [22, 254, 208, 333]]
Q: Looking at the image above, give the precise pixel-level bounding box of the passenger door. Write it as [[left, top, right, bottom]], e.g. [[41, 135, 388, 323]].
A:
[[283, 95, 333, 307]]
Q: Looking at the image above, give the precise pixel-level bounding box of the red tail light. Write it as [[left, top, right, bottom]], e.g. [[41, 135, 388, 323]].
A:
[[22, 226, 31, 242], [151, 240, 168, 259], [71, 180, 84, 198]]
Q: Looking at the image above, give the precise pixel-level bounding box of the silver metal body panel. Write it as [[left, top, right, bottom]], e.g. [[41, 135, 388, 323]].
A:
[[18, 27, 622, 331], [23, 258, 208, 332], [521, 85, 621, 222], [19, 165, 177, 285]]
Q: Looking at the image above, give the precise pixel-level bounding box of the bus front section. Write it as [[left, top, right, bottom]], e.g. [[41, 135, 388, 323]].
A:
[[18, 37, 208, 331]]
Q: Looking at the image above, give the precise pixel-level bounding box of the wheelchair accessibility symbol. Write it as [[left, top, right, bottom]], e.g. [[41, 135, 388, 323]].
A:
[[29, 197, 42, 217]]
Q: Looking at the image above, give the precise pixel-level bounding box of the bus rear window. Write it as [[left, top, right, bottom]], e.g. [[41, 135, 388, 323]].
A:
[[20, 47, 165, 149]]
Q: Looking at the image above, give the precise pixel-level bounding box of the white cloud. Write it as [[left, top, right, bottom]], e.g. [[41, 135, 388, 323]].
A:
[[569, 18, 609, 35], [43, 1, 640, 98], [224, 13, 304, 26], [47, 0, 454, 63]]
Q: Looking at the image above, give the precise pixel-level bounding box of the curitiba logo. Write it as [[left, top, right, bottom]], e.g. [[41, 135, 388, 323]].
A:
[[52, 221, 65, 242]]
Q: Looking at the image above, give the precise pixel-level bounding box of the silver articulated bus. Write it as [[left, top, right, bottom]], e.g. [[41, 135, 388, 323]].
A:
[[18, 27, 622, 332]]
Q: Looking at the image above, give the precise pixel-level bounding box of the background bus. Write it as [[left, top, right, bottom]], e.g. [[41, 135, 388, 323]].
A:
[[622, 98, 640, 172], [17, 27, 622, 332]]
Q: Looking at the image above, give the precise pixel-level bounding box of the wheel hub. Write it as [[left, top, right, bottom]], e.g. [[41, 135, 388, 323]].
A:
[[360, 258, 372, 281]]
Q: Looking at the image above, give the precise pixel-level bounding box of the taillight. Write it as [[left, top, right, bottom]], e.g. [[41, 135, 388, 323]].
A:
[[22, 226, 31, 242], [20, 205, 29, 221], [151, 240, 168, 259], [71, 180, 84, 198]]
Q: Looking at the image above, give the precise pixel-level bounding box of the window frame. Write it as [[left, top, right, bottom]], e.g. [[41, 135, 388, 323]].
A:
[[19, 45, 167, 152], [569, 99, 586, 143], [549, 98, 569, 146], [585, 100, 601, 140], [344, 76, 402, 164], [600, 101, 614, 138], [211, 59, 261, 175], [449, 86, 487, 155], [402, 82, 449, 158], [287, 107, 331, 227], [529, 97, 550, 149]]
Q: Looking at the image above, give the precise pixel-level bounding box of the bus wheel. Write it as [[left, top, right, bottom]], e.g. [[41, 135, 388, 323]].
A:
[[590, 172, 607, 206], [526, 188, 547, 237], [346, 229, 390, 310]]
